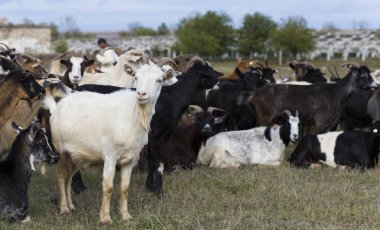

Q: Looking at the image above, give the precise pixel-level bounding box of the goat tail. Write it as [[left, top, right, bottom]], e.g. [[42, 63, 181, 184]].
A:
[[42, 94, 57, 113]]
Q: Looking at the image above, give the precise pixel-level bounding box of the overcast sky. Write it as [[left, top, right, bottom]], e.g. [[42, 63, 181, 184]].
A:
[[0, 0, 379, 32]]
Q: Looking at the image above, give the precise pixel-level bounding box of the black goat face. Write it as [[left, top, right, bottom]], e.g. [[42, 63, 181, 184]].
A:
[[191, 63, 221, 89], [27, 122, 60, 165], [353, 66, 377, 90], [196, 112, 214, 138]]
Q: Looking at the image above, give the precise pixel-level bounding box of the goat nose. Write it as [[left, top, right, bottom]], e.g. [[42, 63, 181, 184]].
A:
[[293, 134, 298, 139], [73, 76, 79, 80], [137, 92, 147, 97], [202, 124, 212, 133]]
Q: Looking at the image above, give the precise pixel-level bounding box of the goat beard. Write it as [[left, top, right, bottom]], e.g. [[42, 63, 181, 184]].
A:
[[136, 102, 153, 132]]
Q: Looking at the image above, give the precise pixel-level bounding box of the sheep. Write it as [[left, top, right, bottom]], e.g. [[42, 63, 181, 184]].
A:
[[50, 61, 173, 224], [79, 48, 147, 87], [251, 63, 377, 136], [289, 120, 380, 170], [197, 110, 299, 168], [0, 121, 60, 223]]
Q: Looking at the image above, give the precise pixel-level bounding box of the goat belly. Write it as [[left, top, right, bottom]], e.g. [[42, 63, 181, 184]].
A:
[[317, 131, 342, 168]]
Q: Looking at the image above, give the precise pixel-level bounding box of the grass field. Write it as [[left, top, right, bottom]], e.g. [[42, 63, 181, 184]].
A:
[[3, 154, 380, 229], [2, 57, 380, 229]]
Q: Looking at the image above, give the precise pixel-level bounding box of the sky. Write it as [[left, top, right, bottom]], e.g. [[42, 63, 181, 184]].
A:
[[0, 0, 380, 32]]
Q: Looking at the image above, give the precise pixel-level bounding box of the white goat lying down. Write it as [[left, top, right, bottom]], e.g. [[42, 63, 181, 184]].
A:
[[50, 62, 173, 224], [197, 110, 299, 168]]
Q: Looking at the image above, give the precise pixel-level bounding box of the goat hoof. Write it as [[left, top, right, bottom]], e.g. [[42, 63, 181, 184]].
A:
[[60, 207, 70, 215], [310, 163, 321, 169], [122, 212, 133, 221], [69, 204, 76, 211], [99, 217, 113, 225], [21, 215, 31, 223]]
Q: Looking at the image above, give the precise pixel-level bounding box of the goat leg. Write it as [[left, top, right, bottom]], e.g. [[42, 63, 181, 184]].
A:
[[71, 171, 87, 194]]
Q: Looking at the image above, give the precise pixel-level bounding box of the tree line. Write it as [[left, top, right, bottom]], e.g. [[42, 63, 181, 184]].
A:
[[174, 11, 315, 59]]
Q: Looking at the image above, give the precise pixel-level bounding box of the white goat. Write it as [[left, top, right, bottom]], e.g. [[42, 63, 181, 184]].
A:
[[197, 110, 299, 168], [50, 63, 172, 224], [79, 49, 146, 87]]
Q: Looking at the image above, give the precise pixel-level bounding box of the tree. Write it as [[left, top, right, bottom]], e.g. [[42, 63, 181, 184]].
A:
[[322, 21, 339, 31], [50, 23, 60, 41], [270, 16, 315, 57], [157, 22, 170, 35], [238, 13, 277, 56], [175, 11, 235, 56]]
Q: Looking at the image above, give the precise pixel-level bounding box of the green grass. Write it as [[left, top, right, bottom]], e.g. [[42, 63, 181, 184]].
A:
[[3, 153, 380, 230]]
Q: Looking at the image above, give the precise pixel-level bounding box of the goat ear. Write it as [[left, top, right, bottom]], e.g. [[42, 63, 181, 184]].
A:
[[163, 68, 174, 80], [214, 115, 226, 124], [28, 122, 39, 142], [288, 61, 297, 70], [12, 121, 23, 134], [60, 59, 69, 66]]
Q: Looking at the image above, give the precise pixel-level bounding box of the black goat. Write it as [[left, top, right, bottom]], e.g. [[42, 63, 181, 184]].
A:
[[340, 89, 375, 131], [252, 64, 377, 135], [288, 60, 327, 83], [161, 107, 225, 171], [0, 122, 59, 222], [146, 60, 221, 196], [289, 121, 380, 170]]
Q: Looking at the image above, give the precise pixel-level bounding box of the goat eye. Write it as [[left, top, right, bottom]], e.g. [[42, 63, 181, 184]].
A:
[[156, 79, 162, 83]]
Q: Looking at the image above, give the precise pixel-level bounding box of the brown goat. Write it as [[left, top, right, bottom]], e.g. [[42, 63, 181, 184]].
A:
[[218, 57, 258, 80], [0, 79, 70, 158], [0, 71, 45, 129]]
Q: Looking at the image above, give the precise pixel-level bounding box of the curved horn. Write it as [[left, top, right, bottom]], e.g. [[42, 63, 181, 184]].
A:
[[17, 54, 39, 63], [157, 57, 180, 71], [188, 105, 204, 113], [0, 43, 11, 51], [340, 61, 359, 69], [0, 54, 22, 71], [305, 62, 317, 70], [142, 53, 149, 64], [53, 50, 74, 60], [207, 107, 225, 114], [282, 109, 292, 117], [187, 56, 206, 69]]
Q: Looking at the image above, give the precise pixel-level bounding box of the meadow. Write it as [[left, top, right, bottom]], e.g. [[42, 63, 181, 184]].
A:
[[2, 58, 380, 229]]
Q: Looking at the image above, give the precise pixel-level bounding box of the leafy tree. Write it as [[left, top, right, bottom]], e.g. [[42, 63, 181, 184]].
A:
[[50, 23, 60, 41], [54, 39, 68, 53], [238, 13, 277, 56], [175, 11, 235, 56], [270, 16, 315, 57], [157, 22, 170, 35], [132, 26, 157, 36]]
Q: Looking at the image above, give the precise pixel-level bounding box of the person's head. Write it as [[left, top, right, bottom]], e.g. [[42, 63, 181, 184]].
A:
[[97, 38, 108, 49]]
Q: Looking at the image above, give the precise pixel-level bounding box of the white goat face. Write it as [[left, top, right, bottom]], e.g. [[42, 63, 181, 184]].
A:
[[289, 115, 300, 142], [134, 64, 165, 104], [68, 57, 84, 84]]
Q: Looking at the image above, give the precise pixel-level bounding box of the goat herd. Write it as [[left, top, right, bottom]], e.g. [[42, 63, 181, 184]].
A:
[[0, 42, 380, 225]]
